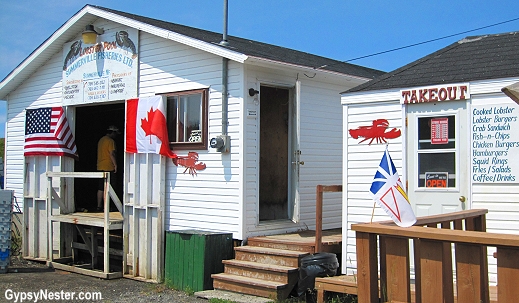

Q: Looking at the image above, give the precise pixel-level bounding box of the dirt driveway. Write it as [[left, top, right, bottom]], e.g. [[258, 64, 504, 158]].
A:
[[0, 256, 211, 303]]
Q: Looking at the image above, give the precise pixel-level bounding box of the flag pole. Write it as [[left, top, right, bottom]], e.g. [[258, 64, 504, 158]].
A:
[[370, 201, 376, 223]]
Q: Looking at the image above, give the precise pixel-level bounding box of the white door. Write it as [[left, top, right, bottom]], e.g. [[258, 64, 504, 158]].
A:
[[407, 100, 469, 216]]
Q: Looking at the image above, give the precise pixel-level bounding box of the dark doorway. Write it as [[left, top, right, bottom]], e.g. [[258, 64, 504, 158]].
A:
[[74, 102, 125, 211], [259, 86, 289, 221]]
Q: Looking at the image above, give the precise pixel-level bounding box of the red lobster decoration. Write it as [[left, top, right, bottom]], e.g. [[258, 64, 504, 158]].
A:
[[349, 119, 401, 145], [173, 152, 206, 176]]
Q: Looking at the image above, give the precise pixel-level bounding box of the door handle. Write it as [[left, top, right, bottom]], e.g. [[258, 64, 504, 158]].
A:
[[459, 196, 466, 202], [292, 161, 304, 165]]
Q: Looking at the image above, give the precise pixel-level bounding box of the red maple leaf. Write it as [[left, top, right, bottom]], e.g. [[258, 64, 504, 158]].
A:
[[141, 108, 158, 143]]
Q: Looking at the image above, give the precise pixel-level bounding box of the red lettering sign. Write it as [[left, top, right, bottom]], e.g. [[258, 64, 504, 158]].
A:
[[400, 84, 469, 104]]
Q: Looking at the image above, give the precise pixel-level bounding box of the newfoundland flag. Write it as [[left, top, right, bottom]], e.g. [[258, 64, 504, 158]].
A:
[[370, 148, 416, 227], [126, 96, 177, 158], [24, 107, 78, 159]]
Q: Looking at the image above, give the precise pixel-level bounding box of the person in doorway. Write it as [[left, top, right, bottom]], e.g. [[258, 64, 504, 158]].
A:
[[97, 125, 120, 212]]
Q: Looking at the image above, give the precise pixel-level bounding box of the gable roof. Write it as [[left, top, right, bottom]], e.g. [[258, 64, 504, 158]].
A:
[[346, 31, 519, 93], [0, 5, 384, 100]]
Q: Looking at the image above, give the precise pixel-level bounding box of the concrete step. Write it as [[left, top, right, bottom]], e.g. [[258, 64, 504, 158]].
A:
[[234, 246, 309, 267], [212, 273, 294, 300], [223, 259, 298, 283]]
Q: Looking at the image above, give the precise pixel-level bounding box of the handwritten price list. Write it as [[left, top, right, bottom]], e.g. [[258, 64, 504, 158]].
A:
[[472, 104, 519, 183]]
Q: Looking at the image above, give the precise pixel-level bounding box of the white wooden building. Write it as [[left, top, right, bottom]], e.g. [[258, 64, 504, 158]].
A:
[[0, 5, 383, 281], [341, 31, 519, 283]]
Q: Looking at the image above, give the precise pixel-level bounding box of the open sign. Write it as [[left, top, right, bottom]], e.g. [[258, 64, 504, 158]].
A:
[[425, 172, 448, 188]]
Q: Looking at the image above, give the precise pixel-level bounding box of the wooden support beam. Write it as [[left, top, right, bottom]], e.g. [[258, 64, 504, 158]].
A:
[[419, 240, 448, 303], [356, 232, 378, 303], [50, 187, 67, 211], [71, 242, 123, 256], [75, 225, 93, 255], [383, 236, 411, 303], [315, 185, 323, 253], [497, 247, 519, 301], [108, 185, 123, 214], [455, 243, 489, 303], [315, 185, 342, 253], [441, 222, 454, 302]]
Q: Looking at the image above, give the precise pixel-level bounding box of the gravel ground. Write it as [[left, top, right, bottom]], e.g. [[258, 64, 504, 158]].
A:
[[0, 256, 212, 303]]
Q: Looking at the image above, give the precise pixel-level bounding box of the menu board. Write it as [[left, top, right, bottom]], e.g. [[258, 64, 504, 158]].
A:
[[472, 104, 519, 183]]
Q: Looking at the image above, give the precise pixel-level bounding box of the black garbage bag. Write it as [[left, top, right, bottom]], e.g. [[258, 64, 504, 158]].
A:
[[298, 253, 339, 296]]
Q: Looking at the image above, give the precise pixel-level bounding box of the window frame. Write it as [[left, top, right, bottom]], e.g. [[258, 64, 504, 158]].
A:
[[161, 88, 209, 151]]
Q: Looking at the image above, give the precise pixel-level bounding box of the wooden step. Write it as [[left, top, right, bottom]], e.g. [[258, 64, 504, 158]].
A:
[[234, 246, 308, 267], [223, 259, 298, 283], [212, 273, 293, 300], [248, 237, 315, 253]]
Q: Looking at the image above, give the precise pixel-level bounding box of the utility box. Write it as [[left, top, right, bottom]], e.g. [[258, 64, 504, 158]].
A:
[[165, 230, 233, 292]]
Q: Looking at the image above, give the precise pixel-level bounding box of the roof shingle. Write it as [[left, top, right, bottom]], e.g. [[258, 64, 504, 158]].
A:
[[94, 5, 384, 80], [346, 31, 519, 93]]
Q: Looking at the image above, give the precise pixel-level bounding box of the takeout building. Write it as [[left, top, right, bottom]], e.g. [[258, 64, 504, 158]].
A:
[[341, 31, 519, 283]]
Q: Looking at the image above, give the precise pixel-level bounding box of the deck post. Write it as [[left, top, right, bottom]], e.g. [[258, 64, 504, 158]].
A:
[[382, 236, 411, 302], [315, 185, 323, 253], [356, 231, 378, 303], [315, 185, 342, 253], [497, 247, 519, 302]]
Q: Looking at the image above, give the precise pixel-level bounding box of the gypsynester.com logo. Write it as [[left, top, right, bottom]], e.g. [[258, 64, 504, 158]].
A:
[[4, 289, 102, 302]]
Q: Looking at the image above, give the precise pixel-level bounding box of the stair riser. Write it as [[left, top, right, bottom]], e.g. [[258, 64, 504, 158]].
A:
[[247, 240, 314, 253], [213, 279, 287, 300], [224, 265, 297, 283], [235, 251, 300, 267]]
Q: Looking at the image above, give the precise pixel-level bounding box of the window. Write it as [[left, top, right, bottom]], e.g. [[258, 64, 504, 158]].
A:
[[417, 115, 456, 188], [163, 89, 208, 150]]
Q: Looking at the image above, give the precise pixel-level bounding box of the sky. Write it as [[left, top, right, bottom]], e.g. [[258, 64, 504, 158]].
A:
[[1, 0, 519, 138]]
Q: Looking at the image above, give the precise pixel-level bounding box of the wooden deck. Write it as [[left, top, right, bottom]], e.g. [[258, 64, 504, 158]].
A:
[[247, 228, 342, 254], [315, 275, 498, 303]]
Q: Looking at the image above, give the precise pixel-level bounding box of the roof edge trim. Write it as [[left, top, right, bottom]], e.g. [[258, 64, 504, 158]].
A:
[[88, 6, 248, 63], [245, 56, 373, 82]]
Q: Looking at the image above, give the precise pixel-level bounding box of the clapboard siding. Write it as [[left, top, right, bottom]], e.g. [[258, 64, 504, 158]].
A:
[[470, 89, 519, 283], [472, 183, 519, 284], [5, 51, 65, 201], [136, 31, 245, 237], [343, 99, 403, 274]]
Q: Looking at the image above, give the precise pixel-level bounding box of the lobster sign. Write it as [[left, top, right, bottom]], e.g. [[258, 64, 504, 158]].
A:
[[349, 119, 401, 145], [173, 152, 206, 176]]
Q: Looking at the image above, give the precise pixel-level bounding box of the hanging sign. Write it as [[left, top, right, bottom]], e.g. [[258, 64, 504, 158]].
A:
[[425, 172, 448, 188], [431, 117, 449, 144], [62, 27, 138, 105]]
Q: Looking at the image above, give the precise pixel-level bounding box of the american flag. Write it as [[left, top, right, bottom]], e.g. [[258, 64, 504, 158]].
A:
[[24, 107, 78, 159]]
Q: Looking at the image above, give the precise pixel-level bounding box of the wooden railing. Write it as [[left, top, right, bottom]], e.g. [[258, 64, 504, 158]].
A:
[[315, 185, 342, 253], [352, 209, 519, 303]]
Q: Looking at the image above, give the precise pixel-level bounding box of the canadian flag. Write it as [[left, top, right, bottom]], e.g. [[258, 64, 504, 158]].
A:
[[126, 96, 177, 158]]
